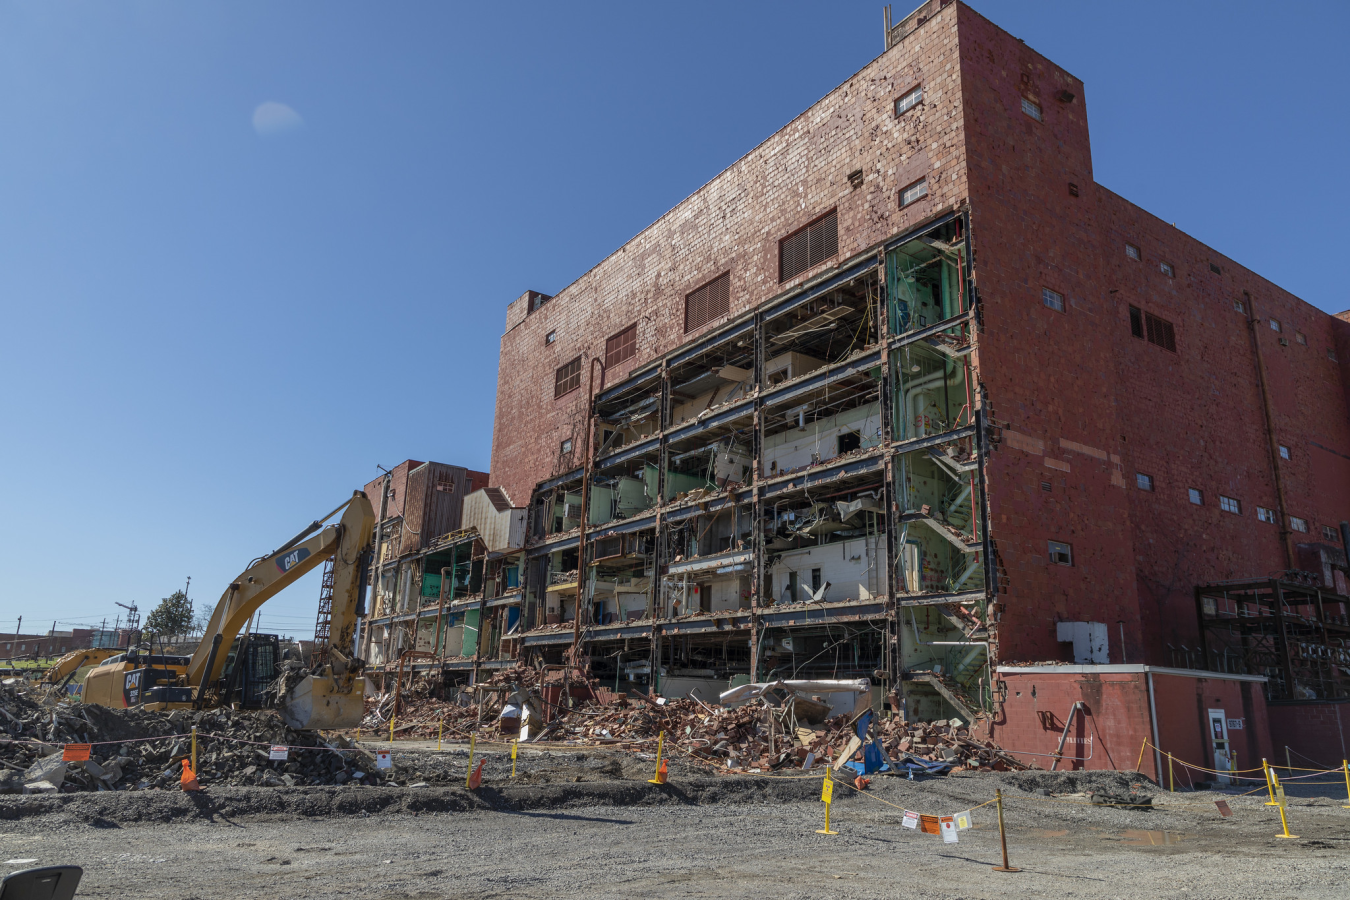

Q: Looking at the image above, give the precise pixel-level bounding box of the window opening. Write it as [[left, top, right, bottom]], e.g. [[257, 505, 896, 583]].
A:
[[1189, 488, 1204, 505], [779, 210, 838, 283], [1219, 496, 1241, 515], [554, 357, 582, 398], [1048, 541, 1072, 566], [1021, 98, 1042, 121], [895, 85, 923, 116], [1278, 445, 1290, 460], [900, 177, 928, 207], [1160, 261, 1174, 277], [1322, 525, 1339, 542], [560, 438, 573, 454], [1144, 311, 1176, 351], [1257, 506, 1275, 523], [545, 330, 556, 344], [1126, 243, 1140, 261], [1290, 516, 1308, 533], [1042, 288, 1064, 312], [1136, 473, 1154, 491], [605, 324, 637, 368], [684, 272, 731, 333], [1130, 305, 1144, 339], [1269, 318, 1281, 332], [1296, 332, 1307, 346]]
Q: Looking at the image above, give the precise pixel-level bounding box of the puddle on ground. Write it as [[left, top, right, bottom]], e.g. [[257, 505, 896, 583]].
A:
[[1118, 830, 1188, 846]]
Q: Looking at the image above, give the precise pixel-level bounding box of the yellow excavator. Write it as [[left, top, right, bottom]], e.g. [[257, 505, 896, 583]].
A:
[[81, 491, 375, 730], [36, 648, 123, 695]]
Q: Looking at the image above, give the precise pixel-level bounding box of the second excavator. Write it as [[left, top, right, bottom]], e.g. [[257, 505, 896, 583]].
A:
[[81, 490, 375, 730]]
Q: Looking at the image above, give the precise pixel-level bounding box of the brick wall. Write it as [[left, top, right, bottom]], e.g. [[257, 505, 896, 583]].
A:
[[490, 3, 973, 506], [1267, 701, 1350, 769]]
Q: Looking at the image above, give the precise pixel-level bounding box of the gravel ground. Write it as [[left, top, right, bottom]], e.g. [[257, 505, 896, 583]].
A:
[[4, 745, 1348, 899]]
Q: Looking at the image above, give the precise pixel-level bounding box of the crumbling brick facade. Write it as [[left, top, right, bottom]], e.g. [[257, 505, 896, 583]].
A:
[[476, 2, 1349, 738]]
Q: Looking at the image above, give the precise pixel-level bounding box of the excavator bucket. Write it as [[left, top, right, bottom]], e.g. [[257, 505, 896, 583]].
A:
[[277, 675, 364, 731]]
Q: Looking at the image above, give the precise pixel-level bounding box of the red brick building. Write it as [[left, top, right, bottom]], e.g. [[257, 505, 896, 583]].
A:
[[476, 1, 1350, 775]]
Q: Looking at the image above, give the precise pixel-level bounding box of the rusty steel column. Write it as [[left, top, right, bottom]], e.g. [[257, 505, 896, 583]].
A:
[[574, 357, 607, 649]]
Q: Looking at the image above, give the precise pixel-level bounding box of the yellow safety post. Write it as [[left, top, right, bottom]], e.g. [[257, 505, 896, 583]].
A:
[[191, 726, 198, 776], [1271, 771, 1297, 839], [992, 788, 1020, 873], [389, 715, 395, 746], [1263, 759, 1279, 806], [465, 733, 477, 789], [437, 717, 444, 752], [648, 731, 667, 785], [1342, 760, 1350, 809], [511, 740, 518, 778], [1168, 752, 1175, 792], [816, 772, 838, 835], [1135, 738, 1147, 774]]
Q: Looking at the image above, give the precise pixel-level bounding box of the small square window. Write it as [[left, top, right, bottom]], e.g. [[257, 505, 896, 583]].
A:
[[1021, 97, 1042, 121], [1042, 288, 1064, 312], [895, 85, 923, 116], [1290, 516, 1308, 533], [1048, 540, 1073, 566], [545, 330, 556, 344], [900, 177, 928, 207], [1160, 261, 1175, 277], [1125, 243, 1141, 261], [1041, 481, 1052, 492], [1210, 263, 1222, 275], [1188, 488, 1204, 505], [1269, 318, 1281, 332], [1257, 506, 1276, 524], [1233, 298, 1245, 313], [1295, 332, 1307, 346], [1323, 525, 1339, 542], [1136, 473, 1154, 491], [1068, 182, 1079, 197], [1278, 445, 1290, 460], [1219, 495, 1241, 515], [560, 438, 573, 454]]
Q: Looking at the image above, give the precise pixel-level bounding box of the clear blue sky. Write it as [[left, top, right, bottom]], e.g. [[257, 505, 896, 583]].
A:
[[2, 1, 1346, 641]]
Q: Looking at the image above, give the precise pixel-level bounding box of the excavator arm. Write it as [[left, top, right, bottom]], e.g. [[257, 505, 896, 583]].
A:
[[188, 490, 375, 729], [39, 649, 121, 688]]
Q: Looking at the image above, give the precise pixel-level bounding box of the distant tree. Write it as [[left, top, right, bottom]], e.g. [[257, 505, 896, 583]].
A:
[[144, 590, 194, 635]]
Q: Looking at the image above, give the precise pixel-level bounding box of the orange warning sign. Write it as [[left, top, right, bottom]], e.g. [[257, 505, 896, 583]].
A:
[[919, 814, 940, 835], [62, 744, 92, 762]]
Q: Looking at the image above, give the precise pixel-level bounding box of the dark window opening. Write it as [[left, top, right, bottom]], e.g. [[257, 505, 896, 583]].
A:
[[837, 431, 862, 455], [554, 357, 582, 398], [1129, 305, 1144, 339], [1145, 312, 1176, 352], [605, 324, 637, 369], [779, 210, 838, 283], [684, 272, 731, 333]]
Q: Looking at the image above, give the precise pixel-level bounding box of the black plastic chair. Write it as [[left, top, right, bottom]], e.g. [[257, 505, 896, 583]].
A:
[[0, 866, 82, 900]]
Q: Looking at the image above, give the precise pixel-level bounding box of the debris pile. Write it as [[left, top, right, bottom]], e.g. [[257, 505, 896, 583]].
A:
[[0, 681, 386, 794]]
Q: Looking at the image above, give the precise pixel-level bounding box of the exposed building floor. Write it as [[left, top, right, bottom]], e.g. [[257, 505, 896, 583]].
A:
[[6, 760, 1348, 899]]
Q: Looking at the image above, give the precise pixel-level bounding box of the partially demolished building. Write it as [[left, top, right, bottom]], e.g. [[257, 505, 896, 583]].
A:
[[370, 2, 1350, 773]]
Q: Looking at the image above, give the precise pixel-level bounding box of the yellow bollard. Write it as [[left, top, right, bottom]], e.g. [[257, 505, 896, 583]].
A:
[[389, 715, 395, 746], [465, 733, 476, 789], [648, 731, 667, 785], [1135, 738, 1147, 774], [1168, 752, 1175, 792], [816, 772, 838, 835], [437, 718, 444, 752], [1271, 772, 1297, 839], [511, 740, 518, 778], [1342, 760, 1350, 809], [191, 726, 198, 776], [1263, 759, 1279, 806]]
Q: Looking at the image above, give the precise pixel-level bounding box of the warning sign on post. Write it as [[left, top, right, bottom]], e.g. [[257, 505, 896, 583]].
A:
[[269, 745, 289, 761], [375, 750, 392, 770], [62, 744, 92, 762]]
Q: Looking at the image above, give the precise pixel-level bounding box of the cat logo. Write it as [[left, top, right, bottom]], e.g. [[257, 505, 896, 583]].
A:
[[275, 546, 312, 573], [123, 670, 142, 707]]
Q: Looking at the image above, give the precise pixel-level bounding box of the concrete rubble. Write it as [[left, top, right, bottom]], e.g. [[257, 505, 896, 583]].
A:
[[0, 680, 389, 793], [364, 666, 1026, 774]]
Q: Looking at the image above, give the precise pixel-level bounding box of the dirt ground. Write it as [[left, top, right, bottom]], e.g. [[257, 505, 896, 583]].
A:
[[5, 743, 1349, 899]]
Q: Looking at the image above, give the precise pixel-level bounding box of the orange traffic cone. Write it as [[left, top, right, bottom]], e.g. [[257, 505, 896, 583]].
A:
[[181, 759, 201, 792], [653, 759, 668, 785], [467, 759, 484, 790]]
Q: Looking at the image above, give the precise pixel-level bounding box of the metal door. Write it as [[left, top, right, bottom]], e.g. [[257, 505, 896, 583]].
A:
[[1208, 708, 1232, 784]]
